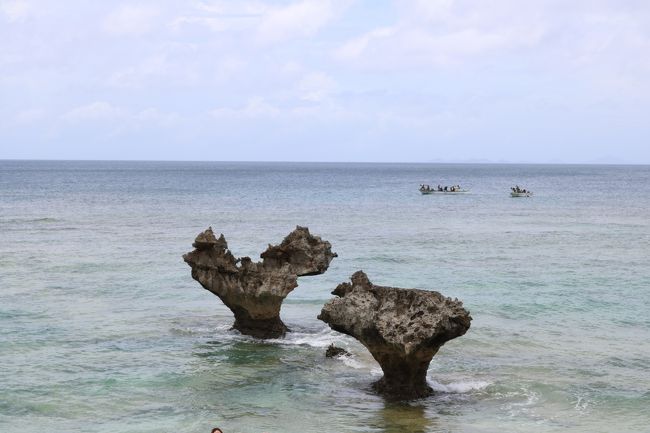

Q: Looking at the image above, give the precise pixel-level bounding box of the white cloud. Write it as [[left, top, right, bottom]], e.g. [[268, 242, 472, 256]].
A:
[[335, 1, 546, 68], [195, 0, 268, 16], [0, 0, 31, 22], [104, 4, 160, 35], [170, 15, 228, 32], [4, 103, 176, 138], [107, 41, 206, 88], [280, 61, 305, 75], [256, 0, 338, 44], [61, 102, 179, 131], [210, 97, 281, 118], [297, 72, 337, 102], [406, 0, 454, 22], [62, 102, 124, 122], [108, 54, 170, 88], [170, 1, 266, 33], [3, 0, 650, 162], [335, 27, 395, 60], [334, 0, 650, 80], [170, 1, 348, 45], [14, 108, 45, 124], [213, 57, 247, 81], [133, 108, 179, 127]]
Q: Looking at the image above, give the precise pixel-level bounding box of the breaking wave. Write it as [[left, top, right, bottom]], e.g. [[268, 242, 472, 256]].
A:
[[429, 379, 491, 393]]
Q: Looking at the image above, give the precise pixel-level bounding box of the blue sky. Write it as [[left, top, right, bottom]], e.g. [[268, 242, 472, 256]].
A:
[[1, 0, 649, 163]]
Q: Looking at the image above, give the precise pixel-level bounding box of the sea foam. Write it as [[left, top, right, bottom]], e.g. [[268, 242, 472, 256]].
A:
[[429, 379, 491, 393]]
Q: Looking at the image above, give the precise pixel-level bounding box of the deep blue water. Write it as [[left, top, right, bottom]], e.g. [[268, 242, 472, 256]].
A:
[[1, 161, 649, 433]]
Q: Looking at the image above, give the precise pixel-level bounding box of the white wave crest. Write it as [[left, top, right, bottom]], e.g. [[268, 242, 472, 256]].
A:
[[429, 379, 491, 393], [270, 328, 343, 348], [339, 355, 364, 369]]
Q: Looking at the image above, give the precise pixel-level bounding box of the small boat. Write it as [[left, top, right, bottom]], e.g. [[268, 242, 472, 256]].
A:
[[421, 189, 470, 195], [510, 186, 532, 197], [510, 188, 533, 197], [419, 185, 469, 195]]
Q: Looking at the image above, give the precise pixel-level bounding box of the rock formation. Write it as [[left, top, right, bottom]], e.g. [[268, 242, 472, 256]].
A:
[[318, 271, 471, 399], [183, 226, 336, 339], [325, 344, 350, 358]]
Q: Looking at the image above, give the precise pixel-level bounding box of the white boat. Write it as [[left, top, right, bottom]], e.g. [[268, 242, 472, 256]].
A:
[[510, 191, 532, 197]]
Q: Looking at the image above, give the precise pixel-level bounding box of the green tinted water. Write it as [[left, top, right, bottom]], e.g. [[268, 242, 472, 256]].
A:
[[1, 161, 649, 432]]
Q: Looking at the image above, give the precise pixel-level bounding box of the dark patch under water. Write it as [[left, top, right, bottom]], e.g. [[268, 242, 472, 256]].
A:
[[1, 161, 649, 432]]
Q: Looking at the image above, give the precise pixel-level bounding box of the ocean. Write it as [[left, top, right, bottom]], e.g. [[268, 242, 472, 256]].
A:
[[1, 161, 649, 433]]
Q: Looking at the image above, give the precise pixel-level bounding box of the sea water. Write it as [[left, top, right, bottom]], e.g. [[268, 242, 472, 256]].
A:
[[1, 161, 649, 433]]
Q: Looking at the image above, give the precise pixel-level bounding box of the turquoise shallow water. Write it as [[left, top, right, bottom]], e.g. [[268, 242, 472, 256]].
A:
[[1, 161, 649, 433]]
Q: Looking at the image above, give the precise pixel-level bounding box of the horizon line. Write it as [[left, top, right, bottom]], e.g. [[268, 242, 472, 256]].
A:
[[0, 158, 648, 166]]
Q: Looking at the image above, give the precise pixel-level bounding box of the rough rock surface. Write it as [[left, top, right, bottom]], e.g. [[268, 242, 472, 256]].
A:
[[183, 226, 336, 339], [318, 271, 471, 399], [325, 344, 350, 358]]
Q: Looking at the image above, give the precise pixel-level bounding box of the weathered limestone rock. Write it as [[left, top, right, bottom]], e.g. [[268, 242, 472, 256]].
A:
[[318, 271, 471, 399], [325, 344, 350, 358], [183, 226, 336, 339]]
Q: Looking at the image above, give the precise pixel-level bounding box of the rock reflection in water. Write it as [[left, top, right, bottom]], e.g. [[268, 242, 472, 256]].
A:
[[373, 403, 437, 433]]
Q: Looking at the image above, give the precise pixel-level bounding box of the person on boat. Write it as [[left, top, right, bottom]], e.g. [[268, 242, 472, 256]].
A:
[[444, 186, 448, 191]]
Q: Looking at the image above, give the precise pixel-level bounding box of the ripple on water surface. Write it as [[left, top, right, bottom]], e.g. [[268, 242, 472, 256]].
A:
[[1, 161, 650, 432]]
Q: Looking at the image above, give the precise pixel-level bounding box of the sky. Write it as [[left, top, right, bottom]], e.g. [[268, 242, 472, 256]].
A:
[[1, 0, 650, 163]]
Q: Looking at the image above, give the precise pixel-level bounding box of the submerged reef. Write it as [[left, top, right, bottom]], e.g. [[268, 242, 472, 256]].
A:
[[318, 271, 471, 399], [183, 226, 336, 339]]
